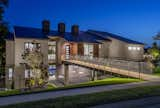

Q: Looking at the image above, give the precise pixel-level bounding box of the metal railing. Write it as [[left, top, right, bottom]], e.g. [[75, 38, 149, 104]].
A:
[[66, 55, 152, 74]]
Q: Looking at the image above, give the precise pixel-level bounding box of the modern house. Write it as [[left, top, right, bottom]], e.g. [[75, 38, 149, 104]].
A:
[[5, 20, 144, 89]]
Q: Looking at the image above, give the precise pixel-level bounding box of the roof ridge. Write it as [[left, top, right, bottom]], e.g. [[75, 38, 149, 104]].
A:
[[88, 29, 144, 45]]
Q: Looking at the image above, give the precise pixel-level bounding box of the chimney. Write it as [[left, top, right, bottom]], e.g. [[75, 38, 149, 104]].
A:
[[71, 25, 79, 36], [58, 23, 65, 34], [42, 20, 50, 34]]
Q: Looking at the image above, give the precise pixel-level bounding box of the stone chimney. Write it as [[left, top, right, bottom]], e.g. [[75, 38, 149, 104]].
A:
[[58, 23, 65, 34], [42, 20, 50, 34], [71, 25, 79, 36]]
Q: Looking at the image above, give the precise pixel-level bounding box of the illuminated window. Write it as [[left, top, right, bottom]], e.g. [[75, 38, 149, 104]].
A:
[[48, 64, 56, 76], [84, 44, 93, 57], [48, 41, 56, 61], [48, 54, 56, 60], [8, 68, 13, 80], [24, 42, 40, 52], [25, 69, 33, 78]]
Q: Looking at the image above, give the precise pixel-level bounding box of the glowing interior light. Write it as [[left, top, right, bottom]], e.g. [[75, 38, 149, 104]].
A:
[[79, 72, 84, 74], [137, 47, 140, 50], [133, 47, 136, 50], [128, 46, 132, 50]]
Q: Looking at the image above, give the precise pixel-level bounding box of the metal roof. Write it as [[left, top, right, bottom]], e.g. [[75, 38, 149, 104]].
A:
[[6, 26, 144, 45], [87, 30, 144, 45]]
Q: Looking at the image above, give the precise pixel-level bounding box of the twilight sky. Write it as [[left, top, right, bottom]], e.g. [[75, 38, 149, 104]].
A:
[[4, 0, 160, 46]]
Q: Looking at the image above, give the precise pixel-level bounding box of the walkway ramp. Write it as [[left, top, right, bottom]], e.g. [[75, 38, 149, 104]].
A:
[[63, 60, 160, 81]]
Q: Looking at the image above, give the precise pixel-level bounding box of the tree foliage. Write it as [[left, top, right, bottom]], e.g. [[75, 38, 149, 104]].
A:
[[148, 42, 160, 60], [22, 50, 48, 88], [0, 0, 8, 76], [0, 0, 8, 20]]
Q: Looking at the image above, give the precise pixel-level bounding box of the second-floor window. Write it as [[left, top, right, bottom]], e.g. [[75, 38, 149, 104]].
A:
[[48, 41, 56, 61], [24, 42, 41, 52], [84, 44, 93, 57]]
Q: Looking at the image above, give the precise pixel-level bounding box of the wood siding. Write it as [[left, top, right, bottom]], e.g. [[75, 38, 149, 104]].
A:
[[93, 44, 99, 57], [78, 43, 84, 56]]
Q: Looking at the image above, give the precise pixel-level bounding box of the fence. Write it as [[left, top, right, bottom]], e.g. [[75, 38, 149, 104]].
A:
[[68, 55, 152, 74]]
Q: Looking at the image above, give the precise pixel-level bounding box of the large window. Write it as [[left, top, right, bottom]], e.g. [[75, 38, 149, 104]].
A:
[[48, 41, 56, 61], [84, 44, 93, 57], [24, 42, 40, 52], [48, 64, 56, 76], [48, 54, 56, 60], [25, 69, 33, 78], [8, 68, 13, 80]]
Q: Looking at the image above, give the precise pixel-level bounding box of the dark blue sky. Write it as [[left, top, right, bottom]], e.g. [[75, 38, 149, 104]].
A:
[[4, 0, 160, 46]]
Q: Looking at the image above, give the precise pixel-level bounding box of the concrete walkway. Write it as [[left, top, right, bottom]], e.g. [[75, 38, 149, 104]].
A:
[[64, 60, 160, 81], [0, 81, 160, 106], [91, 96, 160, 108]]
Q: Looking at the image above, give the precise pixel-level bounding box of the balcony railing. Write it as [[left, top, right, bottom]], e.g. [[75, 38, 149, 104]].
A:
[[65, 55, 152, 74]]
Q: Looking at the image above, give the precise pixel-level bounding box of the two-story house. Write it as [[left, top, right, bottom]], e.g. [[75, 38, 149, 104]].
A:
[[5, 20, 144, 89]]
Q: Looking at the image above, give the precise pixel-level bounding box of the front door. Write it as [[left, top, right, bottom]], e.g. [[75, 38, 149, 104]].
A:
[[65, 45, 70, 59]]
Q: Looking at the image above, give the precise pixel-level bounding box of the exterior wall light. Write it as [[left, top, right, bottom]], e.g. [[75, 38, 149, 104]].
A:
[[137, 47, 140, 51], [128, 46, 132, 50], [128, 46, 141, 51], [133, 47, 136, 50]]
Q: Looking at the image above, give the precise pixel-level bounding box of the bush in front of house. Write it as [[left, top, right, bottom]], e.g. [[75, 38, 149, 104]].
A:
[[153, 66, 160, 74]]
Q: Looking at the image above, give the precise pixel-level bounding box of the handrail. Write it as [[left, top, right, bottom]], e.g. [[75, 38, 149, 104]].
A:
[[64, 55, 152, 74]]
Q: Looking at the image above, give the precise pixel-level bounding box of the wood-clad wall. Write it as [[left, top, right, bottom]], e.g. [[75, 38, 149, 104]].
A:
[[93, 44, 99, 57], [78, 43, 84, 56]]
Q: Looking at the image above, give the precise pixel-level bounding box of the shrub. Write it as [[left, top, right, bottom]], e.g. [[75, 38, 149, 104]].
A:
[[153, 66, 160, 73]]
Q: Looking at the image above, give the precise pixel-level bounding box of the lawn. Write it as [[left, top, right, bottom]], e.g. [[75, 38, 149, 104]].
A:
[[2, 85, 160, 108], [0, 77, 141, 97], [63, 77, 141, 89]]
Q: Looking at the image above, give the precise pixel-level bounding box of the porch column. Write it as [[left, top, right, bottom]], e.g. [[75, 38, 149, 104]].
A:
[[94, 71, 98, 80], [90, 70, 94, 81], [90, 70, 98, 81], [55, 64, 60, 80], [64, 64, 69, 85]]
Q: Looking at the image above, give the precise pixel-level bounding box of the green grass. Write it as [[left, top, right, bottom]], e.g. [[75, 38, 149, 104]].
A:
[[2, 85, 160, 108], [0, 78, 141, 97], [63, 78, 141, 89], [0, 90, 20, 97]]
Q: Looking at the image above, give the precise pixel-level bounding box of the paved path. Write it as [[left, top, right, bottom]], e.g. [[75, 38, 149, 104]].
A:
[[64, 60, 160, 81], [91, 96, 160, 108], [0, 81, 160, 106]]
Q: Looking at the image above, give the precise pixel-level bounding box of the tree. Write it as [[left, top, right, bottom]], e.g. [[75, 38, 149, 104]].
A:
[[148, 42, 160, 60], [0, 0, 9, 76], [22, 48, 48, 88], [0, 0, 8, 20], [152, 42, 158, 49]]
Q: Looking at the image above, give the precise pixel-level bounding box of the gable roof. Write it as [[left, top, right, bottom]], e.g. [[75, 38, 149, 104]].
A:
[[13, 26, 109, 43], [14, 26, 57, 39], [7, 26, 143, 45], [87, 30, 144, 45]]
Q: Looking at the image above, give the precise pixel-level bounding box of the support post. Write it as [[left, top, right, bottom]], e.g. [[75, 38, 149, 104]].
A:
[[55, 64, 61, 80], [64, 64, 69, 85], [94, 70, 97, 80]]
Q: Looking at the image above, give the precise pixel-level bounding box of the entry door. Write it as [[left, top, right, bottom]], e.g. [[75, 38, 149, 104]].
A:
[[65, 45, 70, 59]]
